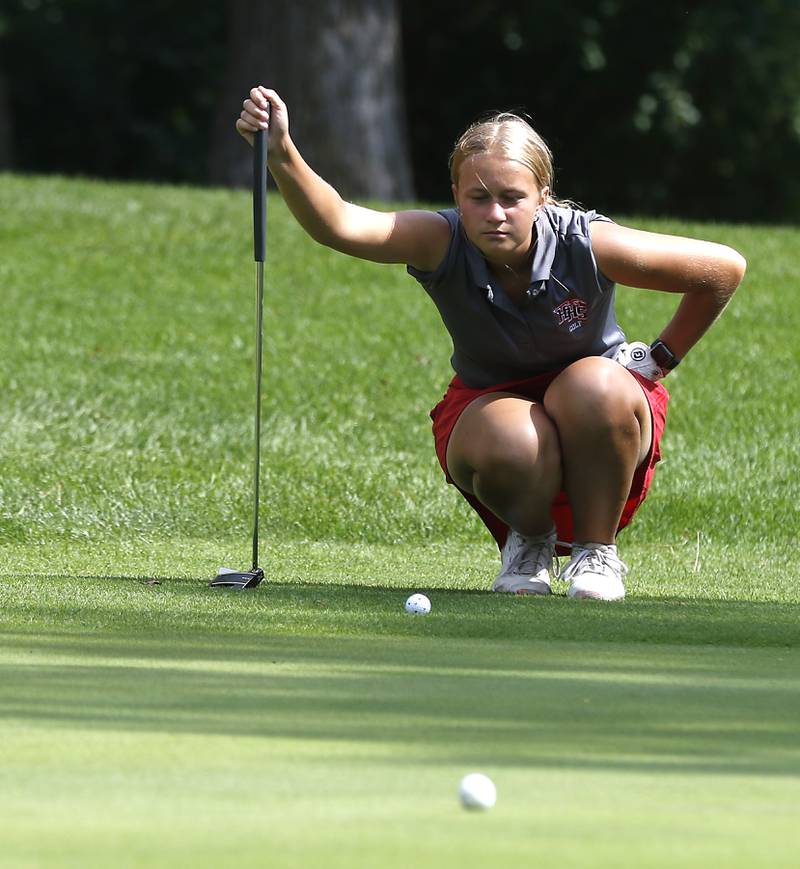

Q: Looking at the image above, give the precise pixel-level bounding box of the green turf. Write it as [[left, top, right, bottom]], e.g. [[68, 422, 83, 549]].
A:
[[1, 174, 799, 866], [2, 584, 799, 868]]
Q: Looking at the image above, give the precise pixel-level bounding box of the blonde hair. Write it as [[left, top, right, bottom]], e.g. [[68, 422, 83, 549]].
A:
[[449, 112, 574, 208]]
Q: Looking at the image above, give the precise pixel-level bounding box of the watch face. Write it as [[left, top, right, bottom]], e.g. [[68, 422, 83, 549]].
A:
[[651, 341, 678, 370]]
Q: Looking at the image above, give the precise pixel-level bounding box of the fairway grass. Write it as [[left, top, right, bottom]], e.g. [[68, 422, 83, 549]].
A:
[[1, 174, 799, 866]]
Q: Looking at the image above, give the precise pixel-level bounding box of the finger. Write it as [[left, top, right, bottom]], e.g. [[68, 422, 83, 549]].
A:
[[235, 119, 255, 145], [237, 114, 260, 134], [256, 85, 277, 102], [241, 101, 269, 128], [255, 86, 280, 116], [238, 111, 263, 133], [251, 86, 275, 110]]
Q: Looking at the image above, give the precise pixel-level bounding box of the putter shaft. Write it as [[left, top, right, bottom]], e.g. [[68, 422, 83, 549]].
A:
[[252, 259, 264, 571], [210, 128, 267, 590], [251, 126, 268, 573]]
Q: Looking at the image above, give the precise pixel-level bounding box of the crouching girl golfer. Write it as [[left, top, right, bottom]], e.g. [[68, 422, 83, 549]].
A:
[[236, 86, 746, 601]]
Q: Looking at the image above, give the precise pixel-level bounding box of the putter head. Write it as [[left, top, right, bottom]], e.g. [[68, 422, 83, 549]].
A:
[[209, 566, 264, 590]]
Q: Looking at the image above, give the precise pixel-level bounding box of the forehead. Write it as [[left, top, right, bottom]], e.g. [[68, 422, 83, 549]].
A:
[[457, 152, 538, 191]]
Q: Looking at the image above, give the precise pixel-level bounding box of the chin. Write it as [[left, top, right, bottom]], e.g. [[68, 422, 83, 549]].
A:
[[482, 238, 519, 257]]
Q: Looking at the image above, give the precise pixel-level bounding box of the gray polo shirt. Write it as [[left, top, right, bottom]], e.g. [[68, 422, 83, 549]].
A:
[[407, 204, 626, 388]]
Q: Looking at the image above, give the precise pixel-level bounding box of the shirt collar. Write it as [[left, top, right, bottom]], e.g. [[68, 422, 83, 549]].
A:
[[463, 205, 558, 291], [530, 206, 557, 282]]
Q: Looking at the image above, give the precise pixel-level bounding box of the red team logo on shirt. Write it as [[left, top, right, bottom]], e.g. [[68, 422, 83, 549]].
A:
[[553, 297, 588, 332]]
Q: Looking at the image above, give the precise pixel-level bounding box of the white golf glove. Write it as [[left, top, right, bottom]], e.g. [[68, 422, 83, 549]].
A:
[[613, 341, 664, 381]]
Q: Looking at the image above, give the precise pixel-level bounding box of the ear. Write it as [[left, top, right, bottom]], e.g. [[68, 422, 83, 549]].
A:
[[540, 186, 551, 204], [451, 182, 459, 206]]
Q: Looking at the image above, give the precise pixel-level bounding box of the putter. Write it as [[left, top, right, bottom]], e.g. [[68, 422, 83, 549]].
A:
[[210, 126, 268, 590]]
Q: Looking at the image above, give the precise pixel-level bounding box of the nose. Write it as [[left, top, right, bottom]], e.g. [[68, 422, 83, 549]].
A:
[[487, 200, 506, 223]]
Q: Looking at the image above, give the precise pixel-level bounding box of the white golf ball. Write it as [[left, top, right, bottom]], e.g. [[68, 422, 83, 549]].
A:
[[459, 773, 497, 810], [404, 593, 431, 615]]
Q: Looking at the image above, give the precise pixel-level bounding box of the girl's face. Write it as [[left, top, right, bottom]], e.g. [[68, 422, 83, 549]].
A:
[[453, 152, 548, 267]]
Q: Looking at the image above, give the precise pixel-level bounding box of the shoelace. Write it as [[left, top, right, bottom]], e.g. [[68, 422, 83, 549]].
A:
[[508, 534, 561, 579], [562, 546, 628, 582]]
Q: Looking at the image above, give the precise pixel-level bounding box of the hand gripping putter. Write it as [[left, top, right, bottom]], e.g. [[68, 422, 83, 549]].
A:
[[210, 127, 269, 590]]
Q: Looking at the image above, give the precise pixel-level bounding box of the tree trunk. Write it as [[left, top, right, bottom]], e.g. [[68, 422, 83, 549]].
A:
[[209, 0, 414, 201]]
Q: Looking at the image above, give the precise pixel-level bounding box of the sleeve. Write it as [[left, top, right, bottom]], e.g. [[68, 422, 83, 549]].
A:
[[580, 209, 615, 293], [406, 208, 460, 290], [585, 209, 613, 225], [547, 206, 616, 296]]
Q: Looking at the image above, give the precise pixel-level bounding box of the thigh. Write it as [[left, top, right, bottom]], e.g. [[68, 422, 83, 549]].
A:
[[445, 391, 559, 495]]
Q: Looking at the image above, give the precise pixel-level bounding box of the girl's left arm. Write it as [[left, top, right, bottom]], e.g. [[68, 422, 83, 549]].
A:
[[589, 221, 747, 360]]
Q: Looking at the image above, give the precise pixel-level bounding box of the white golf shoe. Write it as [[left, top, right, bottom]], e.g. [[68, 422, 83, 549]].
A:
[[563, 543, 628, 601], [492, 528, 558, 595]]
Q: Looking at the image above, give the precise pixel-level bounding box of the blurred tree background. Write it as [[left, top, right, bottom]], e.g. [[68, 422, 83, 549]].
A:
[[1, 0, 799, 221], [208, 0, 413, 199]]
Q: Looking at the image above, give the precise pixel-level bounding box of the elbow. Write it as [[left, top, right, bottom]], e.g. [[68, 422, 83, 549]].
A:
[[723, 247, 747, 292], [710, 246, 746, 301]]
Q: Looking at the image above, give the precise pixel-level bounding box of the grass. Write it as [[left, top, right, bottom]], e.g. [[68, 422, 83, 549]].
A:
[[1, 173, 799, 867], [2, 585, 799, 868]]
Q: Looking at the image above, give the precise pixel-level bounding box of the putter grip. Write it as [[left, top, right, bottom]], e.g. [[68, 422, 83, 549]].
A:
[[253, 129, 267, 262]]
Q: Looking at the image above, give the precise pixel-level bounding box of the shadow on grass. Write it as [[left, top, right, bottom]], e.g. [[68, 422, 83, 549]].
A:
[[1, 622, 799, 780], [3, 574, 800, 648]]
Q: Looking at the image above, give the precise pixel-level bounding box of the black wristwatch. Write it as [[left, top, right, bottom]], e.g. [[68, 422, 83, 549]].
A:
[[650, 339, 681, 373]]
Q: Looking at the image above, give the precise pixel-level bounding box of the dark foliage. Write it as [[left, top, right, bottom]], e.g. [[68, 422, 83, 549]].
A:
[[2, 0, 799, 220]]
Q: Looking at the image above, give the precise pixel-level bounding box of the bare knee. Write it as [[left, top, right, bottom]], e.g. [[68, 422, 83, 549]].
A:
[[545, 358, 642, 425], [446, 395, 560, 494], [544, 357, 651, 457], [473, 425, 556, 488]]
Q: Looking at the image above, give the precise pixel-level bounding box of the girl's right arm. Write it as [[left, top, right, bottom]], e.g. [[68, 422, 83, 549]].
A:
[[236, 87, 450, 272]]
